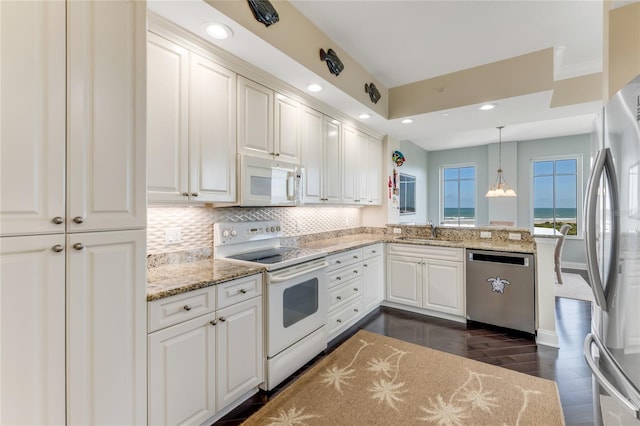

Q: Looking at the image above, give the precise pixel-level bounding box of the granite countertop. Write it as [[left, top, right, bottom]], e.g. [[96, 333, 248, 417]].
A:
[[298, 233, 536, 255], [147, 259, 264, 301]]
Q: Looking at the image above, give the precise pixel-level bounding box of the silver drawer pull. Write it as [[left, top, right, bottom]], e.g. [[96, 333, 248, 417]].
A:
[[336, 260, 341, 264], [239, 288, 247, 294], [353, 255, 358, 259], [183, 305, 192, 311], [336, 319, 342, 323], [353, 288, 358, 292], [336, 276, 342, 280], [364, 264, 368, 267], [372, 250, 377, 254], [354, 308, 359, 313], [353, 270, 358, 274], [336, 296, 342, 300]]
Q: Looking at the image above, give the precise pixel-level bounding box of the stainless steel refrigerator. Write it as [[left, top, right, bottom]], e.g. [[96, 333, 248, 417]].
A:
[[584, 74, 640, 425]]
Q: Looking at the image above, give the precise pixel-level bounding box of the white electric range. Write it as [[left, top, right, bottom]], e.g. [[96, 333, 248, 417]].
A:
[[213, 221, 328, 390]]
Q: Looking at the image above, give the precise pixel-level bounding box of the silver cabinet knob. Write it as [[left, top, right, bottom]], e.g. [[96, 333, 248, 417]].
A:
[[274, 153, 280, 157], [210, 320, 217, 326], [72, 216, 84, 224], [353, 288, 358, 292], [336, 276, 342, 281], [336, 319, 342, 323], [239, 289, 247, 294], [364, 264, 368, 267], [191, 193, 198, 197], [353, 270, 358, 274], [182, 192, 189, 197], [353, 255, 358, 259], [336, 260, 341, 264], [218, 316, 226, 322], [372, 250, 377, 254], [52, 217, 64, 225], [52, 245, 64, 253], [354, 308, 359, 313], [183, 305, 192, 311], [72, 243, 84, 250], [336, 296, 342, 300]]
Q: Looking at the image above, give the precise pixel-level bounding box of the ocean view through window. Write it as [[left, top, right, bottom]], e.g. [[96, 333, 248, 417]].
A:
[[442, 165, 476, 226], [532, 158, 579, 236]]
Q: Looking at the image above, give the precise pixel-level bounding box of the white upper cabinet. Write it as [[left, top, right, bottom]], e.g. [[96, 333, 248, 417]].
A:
[[301, 106, 323, 203], [342, 125, 360, 204], [366, 135, 382, 205], [146, 32, 190, 203], [237, 76, 300, 163], [189, 54, 237, 202], [147, 32, 237, 204], [0, 0, 66, 236], [323, 117, 342, 203], [66, 0, 146, 232], [341, 125, 381, 205]]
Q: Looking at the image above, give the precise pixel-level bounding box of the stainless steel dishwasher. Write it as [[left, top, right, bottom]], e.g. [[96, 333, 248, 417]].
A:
[[466, 250, 535, 334]]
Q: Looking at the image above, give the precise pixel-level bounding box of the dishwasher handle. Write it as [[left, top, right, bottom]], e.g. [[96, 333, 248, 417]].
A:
[[467, 251, 529, 267]]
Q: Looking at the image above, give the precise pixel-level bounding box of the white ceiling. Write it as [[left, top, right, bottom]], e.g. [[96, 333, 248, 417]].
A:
[[148, 0, 605, 151]]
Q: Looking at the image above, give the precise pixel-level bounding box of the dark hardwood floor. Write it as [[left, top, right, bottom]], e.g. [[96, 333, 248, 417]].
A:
[[216, 293, 594, 425]]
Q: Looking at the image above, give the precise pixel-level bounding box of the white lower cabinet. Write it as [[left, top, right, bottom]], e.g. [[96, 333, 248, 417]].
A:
[[148, 313, 217, 426], [0, 234, 66, 425], [362, 243, 385, 311], [386, 244, 465, 319], [148, 274, 263, 425]]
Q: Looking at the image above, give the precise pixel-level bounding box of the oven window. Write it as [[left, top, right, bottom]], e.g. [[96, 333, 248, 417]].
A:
[[282, 277, 319, 328]]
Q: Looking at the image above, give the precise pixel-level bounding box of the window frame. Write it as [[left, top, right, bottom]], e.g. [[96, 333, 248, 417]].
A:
[[530, 154, 583, 238], [439, 163, 477, 227], [399, 173, 417, 216]]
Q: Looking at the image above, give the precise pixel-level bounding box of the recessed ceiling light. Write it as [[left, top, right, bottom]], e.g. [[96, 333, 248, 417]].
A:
[[359, 113, 371, 119], [205, 23, 232, 40], [479, 103, 496, 111], [307, 83, 322, 93], [331, 119, 340, 124], [441, 112, 449, 116], [401, 119, 413, 124]]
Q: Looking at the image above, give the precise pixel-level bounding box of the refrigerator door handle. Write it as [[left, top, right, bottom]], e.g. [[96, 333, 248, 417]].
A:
[[584, 148, 609, 310], [584, 333, 640, 420], [602, 148, 621, 304]]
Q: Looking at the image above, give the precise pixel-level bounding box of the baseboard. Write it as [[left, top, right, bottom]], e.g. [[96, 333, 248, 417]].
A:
[[380, 301, 467, 324], [563, 261, 587, 270], [536, 328, 560, 348]]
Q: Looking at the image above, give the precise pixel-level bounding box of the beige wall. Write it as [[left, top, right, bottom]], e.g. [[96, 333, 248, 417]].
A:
[[608, 2, 640, 97]]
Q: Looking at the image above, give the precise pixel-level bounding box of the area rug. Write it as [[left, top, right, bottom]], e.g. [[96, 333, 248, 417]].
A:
[[555, 273, 593, 302], [242, 330, 564, 425]]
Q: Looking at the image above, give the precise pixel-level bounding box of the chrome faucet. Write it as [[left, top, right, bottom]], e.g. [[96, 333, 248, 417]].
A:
[[427, 220, 437, 239]]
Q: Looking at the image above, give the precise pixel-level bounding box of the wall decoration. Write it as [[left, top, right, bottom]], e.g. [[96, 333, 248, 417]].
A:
[[364, 82, 381, 104], [392, 150, 405, 166], [319, 48, 344, 76], [247, 0, 279, 27]]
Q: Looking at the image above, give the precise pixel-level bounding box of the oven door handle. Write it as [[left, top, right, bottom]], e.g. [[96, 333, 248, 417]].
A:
[[270, 261, 329, 283]]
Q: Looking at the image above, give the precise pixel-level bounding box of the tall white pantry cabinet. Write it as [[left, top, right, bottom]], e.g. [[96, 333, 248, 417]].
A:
[[0, 1, 147, 425]]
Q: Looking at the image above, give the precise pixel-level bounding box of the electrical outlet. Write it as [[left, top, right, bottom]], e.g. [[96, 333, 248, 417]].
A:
[[480, 231, 492, 239], [165, 227, 182, 244], [393, 228, 402, 234], [508, 233, 522, 240]]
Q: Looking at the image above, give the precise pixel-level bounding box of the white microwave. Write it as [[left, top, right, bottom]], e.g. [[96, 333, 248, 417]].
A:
[[239, 155, 302, 206]]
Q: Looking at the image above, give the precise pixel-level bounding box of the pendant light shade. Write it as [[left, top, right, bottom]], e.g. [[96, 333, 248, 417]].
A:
[[486, 126, 517, 197]]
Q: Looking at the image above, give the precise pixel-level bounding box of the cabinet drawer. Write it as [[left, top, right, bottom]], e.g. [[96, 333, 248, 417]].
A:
[[327, 248, 364, 271], [328, 264, 363, 289], [329, 276, 362, 310], [328, 297, 363, 335], [363, 243, 383, 259], [217, 273, 262, 309], [148, 287, 216, 333], [387, 243, 463, 261]]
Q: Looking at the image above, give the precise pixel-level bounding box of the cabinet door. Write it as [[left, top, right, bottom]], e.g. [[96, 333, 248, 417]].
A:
[[237, 76, 273, 158], [423, 260, 464, 316], [342, 125, 359, 204], [301, 106, 323, 203], [0, 234, 66, 425], [363, 254, 385, 311], [324, 116, 342, 203], [66, 0, 146, 232], [274, 93, 300, 163], [148, 313, 217, 426], [216, 297, 263, 409], [66, 229, 146, 425], [146, 32, 190, 203], [367, 135, 382, 205], [0, 1, 66, 236], [386, 255, 422, 307], [356, 130, 369, 203], [190, 54, 237, 203]]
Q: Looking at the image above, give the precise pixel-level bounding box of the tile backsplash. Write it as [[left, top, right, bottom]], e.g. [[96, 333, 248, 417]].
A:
[[147, 206, 362, 254]]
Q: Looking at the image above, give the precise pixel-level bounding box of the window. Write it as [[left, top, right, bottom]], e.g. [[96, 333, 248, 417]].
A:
[[442, 166, 475, 226], [399, 173, 416, 215], [532, 158, 579, 236]]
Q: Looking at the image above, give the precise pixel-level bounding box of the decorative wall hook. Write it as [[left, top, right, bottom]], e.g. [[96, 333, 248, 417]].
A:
[[319, 48, 344, 76], [247, 0, 279, 27], [365, 83, 381, 104]]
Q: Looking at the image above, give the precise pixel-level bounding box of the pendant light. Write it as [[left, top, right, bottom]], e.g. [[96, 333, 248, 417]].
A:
[[486, 126, 517, 197]]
